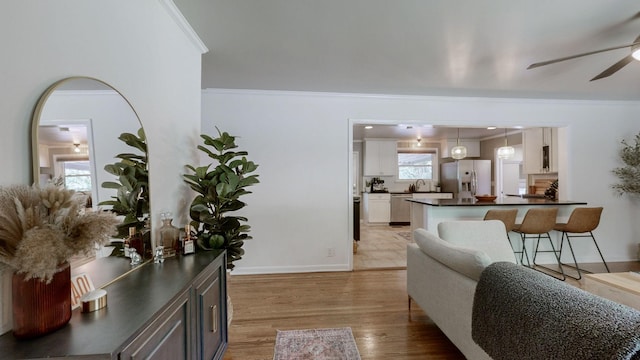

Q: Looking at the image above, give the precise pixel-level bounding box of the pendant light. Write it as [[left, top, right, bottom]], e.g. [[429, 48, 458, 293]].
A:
[[451, 128, 467, 160], [497, 128, 515, 159]]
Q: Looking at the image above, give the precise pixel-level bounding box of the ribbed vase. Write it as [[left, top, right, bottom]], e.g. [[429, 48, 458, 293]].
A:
[[12, 262, 72, 339]]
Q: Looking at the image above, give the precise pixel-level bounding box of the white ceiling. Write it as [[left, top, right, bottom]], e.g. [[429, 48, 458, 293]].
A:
[[174, 0, 640, 101]]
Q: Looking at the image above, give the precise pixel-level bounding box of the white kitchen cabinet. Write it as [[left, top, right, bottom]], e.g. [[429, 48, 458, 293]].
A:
[[442, 139, 480, 158], [411, 192, 453, 200], [364, 140, 397, 176], [363, 193, 391, 223], [523, 128, 558, 174]]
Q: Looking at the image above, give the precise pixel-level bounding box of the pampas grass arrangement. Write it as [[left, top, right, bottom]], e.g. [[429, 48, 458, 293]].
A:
[[0, 184, 119, 282]]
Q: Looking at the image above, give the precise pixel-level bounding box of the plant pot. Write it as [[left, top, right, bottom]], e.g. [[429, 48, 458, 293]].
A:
[[12, 262, 72, 339]]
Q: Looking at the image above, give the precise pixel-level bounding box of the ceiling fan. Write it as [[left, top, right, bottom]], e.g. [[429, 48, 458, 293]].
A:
[[528, 35, 640, 81]]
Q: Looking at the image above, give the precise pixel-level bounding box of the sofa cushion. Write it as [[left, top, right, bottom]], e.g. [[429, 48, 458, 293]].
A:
[[438, 220, 516, 264], [414, 228, 491, 281]]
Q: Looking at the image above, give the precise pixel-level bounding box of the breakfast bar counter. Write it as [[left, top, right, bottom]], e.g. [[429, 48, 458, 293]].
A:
[[408, 197, 588, 235]]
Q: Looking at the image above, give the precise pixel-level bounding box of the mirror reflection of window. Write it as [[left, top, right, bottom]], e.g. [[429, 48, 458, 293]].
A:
[[62, 160, 92, 191]]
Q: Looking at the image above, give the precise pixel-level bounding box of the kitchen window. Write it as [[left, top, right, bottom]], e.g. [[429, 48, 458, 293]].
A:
[[397, 149, 437, 180]]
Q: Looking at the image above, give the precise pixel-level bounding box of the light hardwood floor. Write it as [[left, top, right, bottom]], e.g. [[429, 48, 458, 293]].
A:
[[223, 269, 465, 360], [354, 222, 411, 271]]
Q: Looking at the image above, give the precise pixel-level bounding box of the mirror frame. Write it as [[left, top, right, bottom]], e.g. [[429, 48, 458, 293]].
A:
[[30, 76, 145, 208]]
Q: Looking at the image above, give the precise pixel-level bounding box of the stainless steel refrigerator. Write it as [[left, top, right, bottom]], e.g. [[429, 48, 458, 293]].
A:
[[441, 160, 491, 199]]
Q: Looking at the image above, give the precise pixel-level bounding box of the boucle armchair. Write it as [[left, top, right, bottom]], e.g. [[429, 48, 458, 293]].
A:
[[407, 220, 516, 360]]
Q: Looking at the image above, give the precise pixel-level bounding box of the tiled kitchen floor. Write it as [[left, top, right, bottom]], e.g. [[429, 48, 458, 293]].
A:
[[354, 222, 412, 270]]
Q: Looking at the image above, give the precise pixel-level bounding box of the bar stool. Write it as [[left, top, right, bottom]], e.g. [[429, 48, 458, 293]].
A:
[[512, 207, 565, 280], [483, 209, 518, 250], [554, 207, 609, 280]]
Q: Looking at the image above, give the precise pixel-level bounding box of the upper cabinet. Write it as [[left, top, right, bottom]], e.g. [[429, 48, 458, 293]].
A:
[[364, 140, 397, 176], [441, 139, 480, 158], [523, 127, 558, 174]]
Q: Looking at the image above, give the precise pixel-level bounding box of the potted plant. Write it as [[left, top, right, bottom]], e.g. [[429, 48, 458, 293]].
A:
[[612, 131, 640, 197], [612, 131, 640, 260], [99, 128, 149, 239], [0, 183, 119, 338], [183, 128, 259, 270]]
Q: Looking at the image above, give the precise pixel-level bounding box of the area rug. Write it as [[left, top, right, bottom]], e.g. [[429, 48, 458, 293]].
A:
[[273, 327, 361, 360], [397, 231, 412, 241]]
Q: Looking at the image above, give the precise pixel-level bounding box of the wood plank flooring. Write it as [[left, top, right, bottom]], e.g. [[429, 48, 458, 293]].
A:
[[223, 269, 465, 360], [354, 223, 411, 270]]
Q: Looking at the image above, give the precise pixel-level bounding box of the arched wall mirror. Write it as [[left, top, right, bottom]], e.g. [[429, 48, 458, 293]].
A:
[[31, 77, 145, 212]]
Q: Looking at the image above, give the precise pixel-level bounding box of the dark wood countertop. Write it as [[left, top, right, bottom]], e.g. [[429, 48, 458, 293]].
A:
[[0, 250, 225, 359], [407, 197, 587, 207]]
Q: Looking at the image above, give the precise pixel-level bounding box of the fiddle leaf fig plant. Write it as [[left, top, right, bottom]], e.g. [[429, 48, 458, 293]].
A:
[[612, 131, 640, 197], [183, 128, 259, 270], [99, 128, 149, 238]]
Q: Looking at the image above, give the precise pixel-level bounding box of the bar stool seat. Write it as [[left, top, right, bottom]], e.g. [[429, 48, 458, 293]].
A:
[[512, 207, 565, 280], [554, 207, 608, 280]]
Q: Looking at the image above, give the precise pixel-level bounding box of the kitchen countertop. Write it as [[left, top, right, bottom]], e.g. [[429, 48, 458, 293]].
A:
[[408, 197, 587, 206], [377, 191, 453, 195]]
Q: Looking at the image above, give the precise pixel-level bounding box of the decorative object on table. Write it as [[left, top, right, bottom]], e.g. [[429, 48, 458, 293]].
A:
[[153, 246, 164, 263], [544, 179, 558, 199], [475, 194, 497, 202], [129, 249, 142, 266], [183, 127, 260, 270], [80, 289, 108, 313], [181, 224, 195, 255], [273, 327, 361, 360], [127, 226, 144, 259], [158, 212, 179, 258], [0, 184, 118, 339], [612, 132, 640, 197], [99, 128, 149, 241]]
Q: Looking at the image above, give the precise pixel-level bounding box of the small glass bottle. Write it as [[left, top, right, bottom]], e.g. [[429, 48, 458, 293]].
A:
[[159, 212, 180, 258], [128, 226, 144, 258], [182, 224, 195, 255], [123, 230, 131, 258]]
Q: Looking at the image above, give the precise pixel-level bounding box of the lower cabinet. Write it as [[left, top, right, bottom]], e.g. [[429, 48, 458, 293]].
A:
[[363, 193, 391, 223], [120, 291, 191, 360], [194, 263, 226, 360], [119, 253, 227, 360]]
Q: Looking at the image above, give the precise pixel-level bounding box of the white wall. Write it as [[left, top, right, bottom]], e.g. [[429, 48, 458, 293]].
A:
[[203, 89, 640, 274], [0, 0, 204, 334]]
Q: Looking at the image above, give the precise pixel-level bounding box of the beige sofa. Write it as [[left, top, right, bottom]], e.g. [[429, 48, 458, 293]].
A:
[[406, 220, 517, 360]]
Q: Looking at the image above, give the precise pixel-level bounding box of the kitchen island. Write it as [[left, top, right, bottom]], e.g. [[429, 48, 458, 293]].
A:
[[408, 197, 588, 235]]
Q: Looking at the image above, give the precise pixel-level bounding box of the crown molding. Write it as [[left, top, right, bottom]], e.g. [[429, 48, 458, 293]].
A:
[[159, 0, 208, 54]]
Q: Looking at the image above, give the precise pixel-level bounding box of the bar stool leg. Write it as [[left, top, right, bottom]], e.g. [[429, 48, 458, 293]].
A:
[[559, 231, 610, 279], [559, 231, 583, 280], [519, 233, 532, 267], [532, 232, 566, 281]]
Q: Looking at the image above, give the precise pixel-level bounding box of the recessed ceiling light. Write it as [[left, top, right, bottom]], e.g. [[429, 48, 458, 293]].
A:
[[487, 126, 497, 130], [364, 125, 373, 129]]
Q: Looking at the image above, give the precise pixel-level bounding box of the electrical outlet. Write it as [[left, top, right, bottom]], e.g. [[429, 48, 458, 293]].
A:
[[327, 247, 336, 257]]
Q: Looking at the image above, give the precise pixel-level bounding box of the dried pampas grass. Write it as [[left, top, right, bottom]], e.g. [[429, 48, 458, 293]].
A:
[[0, 184, 119, 282]]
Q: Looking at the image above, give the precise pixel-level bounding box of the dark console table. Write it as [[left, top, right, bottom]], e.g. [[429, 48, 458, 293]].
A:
[[0, 250, 227, 360]]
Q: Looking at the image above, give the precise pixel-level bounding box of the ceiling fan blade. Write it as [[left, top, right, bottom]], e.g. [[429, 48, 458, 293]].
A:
[[590, 55, 635, 81], [527, 42, 638, 69]]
